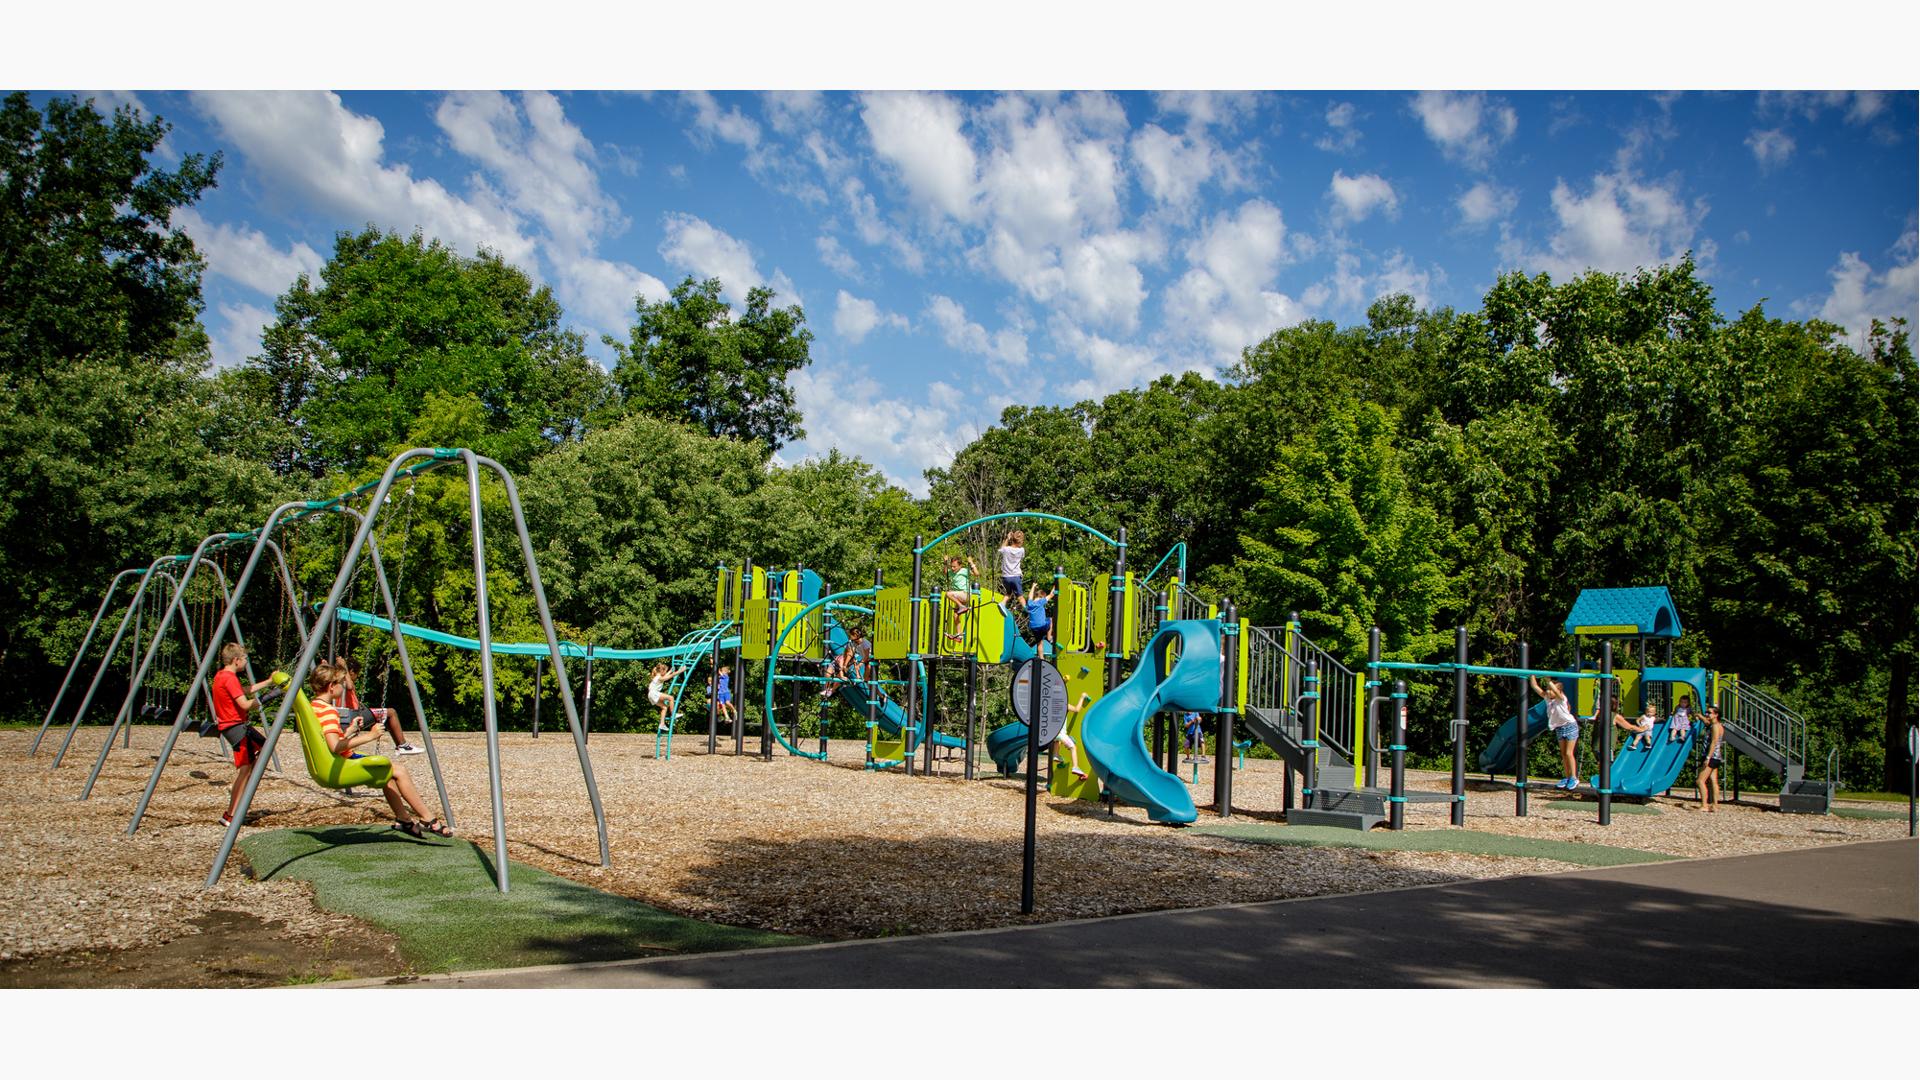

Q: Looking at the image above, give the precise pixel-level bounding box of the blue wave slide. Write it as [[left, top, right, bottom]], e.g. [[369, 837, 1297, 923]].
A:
[[1592, 719, 1695, 797], [1079, 619, 1223, 824], [1476, 698, 1556, 774]]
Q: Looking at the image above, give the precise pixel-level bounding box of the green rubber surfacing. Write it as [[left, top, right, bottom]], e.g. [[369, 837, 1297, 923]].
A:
[[1193, 822, 1676, 866], [238, 826, 807, 974]]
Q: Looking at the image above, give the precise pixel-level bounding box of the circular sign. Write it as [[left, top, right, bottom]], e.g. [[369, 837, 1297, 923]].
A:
[[1011, 659, 1070, 745]]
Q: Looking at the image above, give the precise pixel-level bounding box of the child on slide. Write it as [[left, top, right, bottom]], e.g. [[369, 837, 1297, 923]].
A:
[[1613, 702, 1657, 750], [1667, 699, 1693, 743]]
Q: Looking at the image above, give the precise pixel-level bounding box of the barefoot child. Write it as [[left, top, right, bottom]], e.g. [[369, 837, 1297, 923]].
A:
[[1613, 702, 1657, 750], [1667, 699, 1693, 743], [711, 664, 737, 729]]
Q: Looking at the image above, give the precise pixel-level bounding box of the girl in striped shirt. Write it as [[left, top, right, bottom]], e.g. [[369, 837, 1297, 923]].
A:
[[311, 662, 449, 837]]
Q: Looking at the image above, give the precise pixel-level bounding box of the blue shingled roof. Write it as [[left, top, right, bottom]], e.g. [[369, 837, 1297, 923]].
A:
[[1562, 586, 1684, 639]]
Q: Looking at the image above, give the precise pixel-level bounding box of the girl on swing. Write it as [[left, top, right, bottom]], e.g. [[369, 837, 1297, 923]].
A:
[[330, 655, 423, 755], [310, 660, 450, 837]]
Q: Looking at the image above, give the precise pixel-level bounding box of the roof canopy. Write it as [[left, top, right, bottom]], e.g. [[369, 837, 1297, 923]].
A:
[[1563, 586, 1684, 639]]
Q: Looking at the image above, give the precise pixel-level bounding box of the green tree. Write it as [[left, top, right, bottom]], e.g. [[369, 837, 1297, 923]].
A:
[[249, 227, 612, 476], [607, 277, 812, 454]]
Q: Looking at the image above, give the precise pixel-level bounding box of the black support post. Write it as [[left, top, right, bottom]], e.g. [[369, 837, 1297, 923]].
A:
[[1365, 627, 1382, 787], [1389, 680, 1409, 830], [1452, 625, 1468, 826], [906, 539, 923, 778], [1516, 642, 1531, 817], [1598, 642, 1614, 826]]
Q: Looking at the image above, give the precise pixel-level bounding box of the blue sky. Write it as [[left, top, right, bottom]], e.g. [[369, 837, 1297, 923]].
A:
[[20, 27, 1918, 495]]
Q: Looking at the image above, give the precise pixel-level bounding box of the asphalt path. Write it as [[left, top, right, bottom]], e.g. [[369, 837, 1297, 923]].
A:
[[358, 838, 1916, 989]]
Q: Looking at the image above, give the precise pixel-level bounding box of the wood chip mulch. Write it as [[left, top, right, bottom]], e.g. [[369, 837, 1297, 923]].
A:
[[1, 727, 1905, 962]]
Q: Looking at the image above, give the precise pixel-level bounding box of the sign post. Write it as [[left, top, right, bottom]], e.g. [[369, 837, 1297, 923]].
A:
[[1014, 657, 1067, 914]]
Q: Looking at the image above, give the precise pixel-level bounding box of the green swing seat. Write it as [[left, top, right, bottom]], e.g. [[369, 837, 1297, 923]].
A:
[[270, 671, 393, 790]]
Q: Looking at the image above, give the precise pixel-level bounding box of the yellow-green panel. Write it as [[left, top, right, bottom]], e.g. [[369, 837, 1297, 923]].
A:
[[781, 569, 801, 602], [741, 600, 772, 661], [1089, 578, 1111, 653], [1049, 651, 1106, 802], [869, 723, 905, 764], [1572, 624, 1640, 636], [713, 567, 730, 622], [1120, 572, 1139, 658], [1055, 579, 1090, 653], [746, 566, 767, 599], [873, 585, 911, 659], [777, 599, 822, 659], [1614, 669, 1641, 715], [974, 589, 1009, 664], [1237, 618, 1250, 712]]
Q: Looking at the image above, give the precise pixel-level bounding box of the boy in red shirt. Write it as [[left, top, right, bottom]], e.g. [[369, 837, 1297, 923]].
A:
[[211, 643, 278, 827]]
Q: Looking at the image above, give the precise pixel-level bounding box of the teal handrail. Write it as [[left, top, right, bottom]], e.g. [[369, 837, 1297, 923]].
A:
[[1370, 660, 1614, 681], [1142, 542, 1187, 587], [332, 606, 740, 660], [917, 511, 1120, 554]]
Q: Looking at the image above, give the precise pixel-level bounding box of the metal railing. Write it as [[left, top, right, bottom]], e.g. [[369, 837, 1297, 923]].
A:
[[1245, 624, 1358, 770], [1716, 677, 1807, 778]]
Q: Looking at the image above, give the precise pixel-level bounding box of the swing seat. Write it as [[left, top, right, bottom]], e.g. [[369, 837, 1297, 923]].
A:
[[270, 672, 393, 790]]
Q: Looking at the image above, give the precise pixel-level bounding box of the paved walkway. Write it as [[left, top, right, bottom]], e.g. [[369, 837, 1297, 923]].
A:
[[360, 839, 1916, 989]]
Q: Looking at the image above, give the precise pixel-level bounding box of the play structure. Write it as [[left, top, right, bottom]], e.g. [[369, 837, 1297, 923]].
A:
[[34, 445, 1839, 906]]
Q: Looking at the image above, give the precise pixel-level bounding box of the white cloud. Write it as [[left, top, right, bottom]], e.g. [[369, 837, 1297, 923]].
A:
[[435, 91, 619, 250], [192, 91, 535, 266], [1505, 169, 1709, 281], [816, 234, 860, 277], [1809, 241, 1918, 348], [1131, 124, 1215, 210], [683, 90, 762, 156], [1054, 317, 1190, 400], [1328, 170, 1399, 223], [764, 90, 825, 135], [789, 362, 976, 495], [210, 302, 275, 369], [175, 208, 324, 297], [1151, 91, 1258, 131], [659, 213, 763, 303], [841, 177, 926, 272], [1162, 199, 1305, 360], [832, 290, 908, 344], [979, 98, 1124, 247], [1410, 91, 1517, 169], [1746, 128, 1796, 171], [860, 91, 979, 222], [926, 294, 1028, 367], [559, 256, 669, 333], [1317, 101, 1362, 152], [1456, 181, 1518, 228]]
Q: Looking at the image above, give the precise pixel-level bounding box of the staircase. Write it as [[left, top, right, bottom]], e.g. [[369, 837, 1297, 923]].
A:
[[1244, 625, 1380, 828], [1716, 678, 1834, 814]]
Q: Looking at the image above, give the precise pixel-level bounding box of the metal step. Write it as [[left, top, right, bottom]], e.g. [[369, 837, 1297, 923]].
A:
[[1719, 724, 1801, 784], [1779, 779, 1834, 815], [1286, 807, 1382, 830], [1242, 705, 1353, 776]]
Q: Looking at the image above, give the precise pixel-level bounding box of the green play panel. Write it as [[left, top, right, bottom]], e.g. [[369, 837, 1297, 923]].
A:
[[239, 826, 806, 973], [1193, 822, 1676, 867]]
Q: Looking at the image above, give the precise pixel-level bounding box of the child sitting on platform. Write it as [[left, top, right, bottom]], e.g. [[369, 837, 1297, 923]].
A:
[[1614, 702, 1657, 750]]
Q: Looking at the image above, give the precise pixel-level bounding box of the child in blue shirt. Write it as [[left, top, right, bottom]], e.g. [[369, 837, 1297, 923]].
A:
[[1183, 711, 1206, 762]]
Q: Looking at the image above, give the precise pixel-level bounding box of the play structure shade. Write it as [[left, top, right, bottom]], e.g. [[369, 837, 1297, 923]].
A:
[[1562, 586, 1683, 638]]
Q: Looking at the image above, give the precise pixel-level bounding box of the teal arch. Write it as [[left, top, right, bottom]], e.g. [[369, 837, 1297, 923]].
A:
[[916, 511, 1120, 555]]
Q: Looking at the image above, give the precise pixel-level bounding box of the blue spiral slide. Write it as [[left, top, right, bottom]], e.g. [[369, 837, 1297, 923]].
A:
[[1079, 619, 1224, 824]]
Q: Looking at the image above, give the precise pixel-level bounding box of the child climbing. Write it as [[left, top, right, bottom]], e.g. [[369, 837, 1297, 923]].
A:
[[711, 664, 737, 730], [996, 530, 1026, 597], [821, 627, 872, 696], [1056, 691, 1091, 778], [1022, 581, 1055, 649], [1530, 674, 1581, 790], [648, 662, 688, 728], [943, 554, 978, 644]]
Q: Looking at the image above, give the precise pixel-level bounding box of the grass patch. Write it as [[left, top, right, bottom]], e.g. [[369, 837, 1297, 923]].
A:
[[1833, 791, 1912, 803], [239, 826, 807, 974], [1830, 806, 1910, 821], [1193, 822, 1675, 867]]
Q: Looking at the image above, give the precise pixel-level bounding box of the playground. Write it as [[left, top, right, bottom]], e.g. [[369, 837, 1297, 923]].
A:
[[6, 447, 1915, 987]]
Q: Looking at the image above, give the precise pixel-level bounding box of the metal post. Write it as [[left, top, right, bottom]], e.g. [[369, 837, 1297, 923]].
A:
[[763, 584, 778, 762], [1597, 641, 1614, 826], [818, 578, 831, 760], [1020, 637, 1044, 915], [209, 448, 440, 891], [581, 645, 595, 741], [1215, 604, 1236, 818], [34, 569, 146, 755], [1516, 642, 1531, 817], [708, 569, 722, 755], [46, 558, 173, 765], [737, 558, 752, 756], [1365, 627, 1382, 787], [1106, 528, 1127, 705], [1452, 625, 1467, 827], [1389, 680, 1409, 830], [533, 655, 544, 737], [464, 451, 511, 892], [965, 654, 978, 780], [1300, 658, 1319, 813], [906, 538, 923, 778], [924, 655, 938, 774]]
